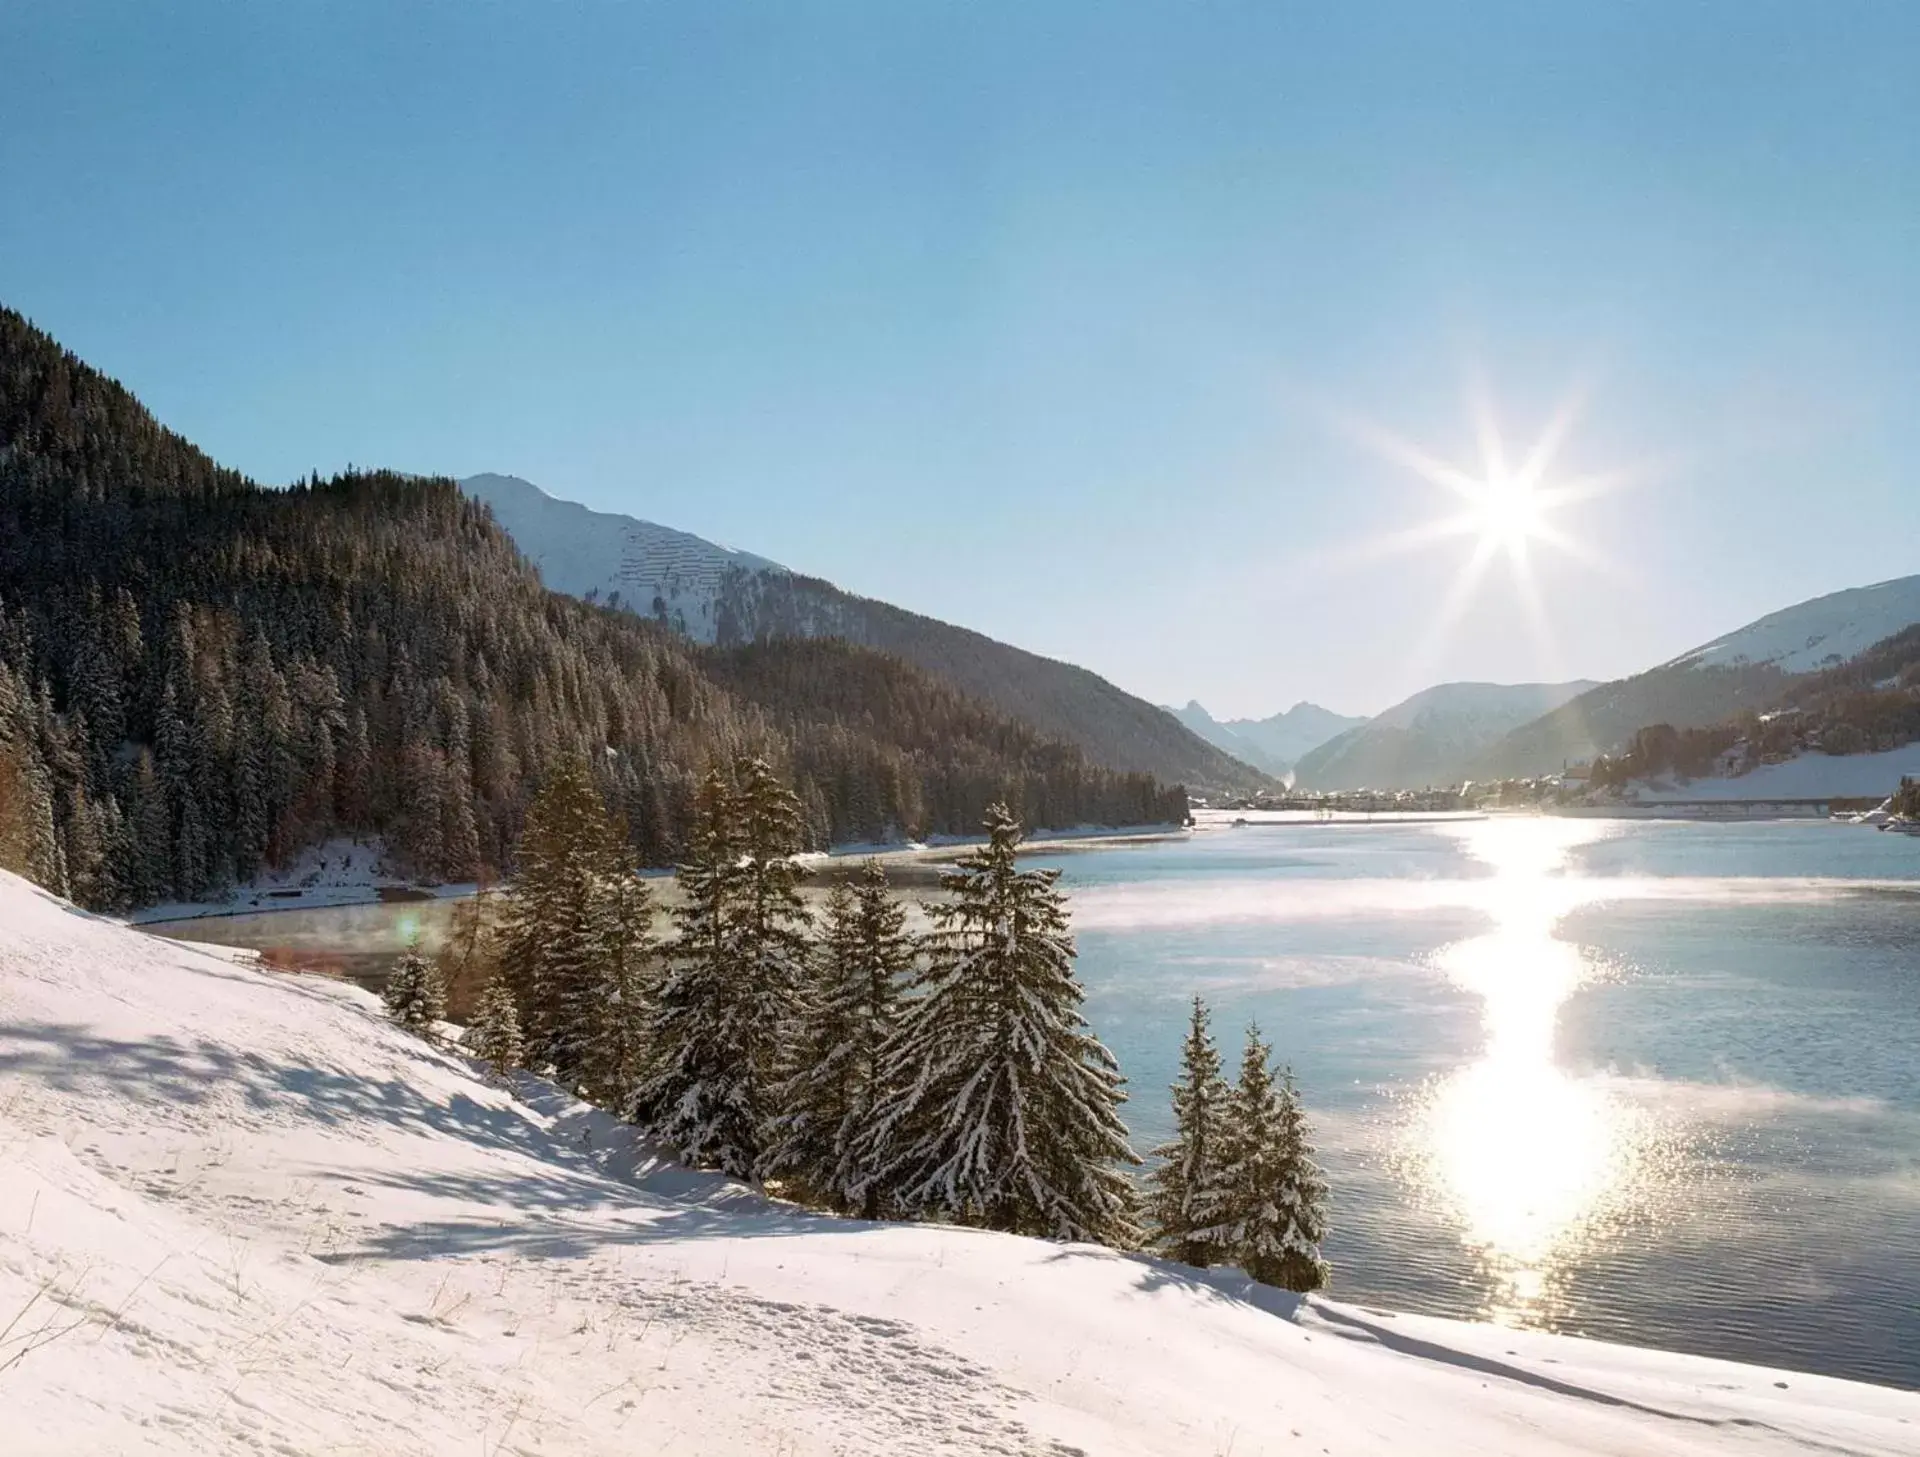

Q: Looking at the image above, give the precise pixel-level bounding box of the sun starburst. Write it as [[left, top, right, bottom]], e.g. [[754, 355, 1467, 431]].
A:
[[1313, 377, 1636, 679]]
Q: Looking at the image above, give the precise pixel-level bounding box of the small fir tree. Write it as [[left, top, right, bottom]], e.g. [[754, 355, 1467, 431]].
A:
[[1220, 1024, 1330, 1292], [1269, 1066, 1331, 1292], [469, 974, 526, 1078], [862, 804, 1138, 1245], [762, 859, 914, 1213], [1147, 997, 1234, 1266], [384, 946, 446, 1037]]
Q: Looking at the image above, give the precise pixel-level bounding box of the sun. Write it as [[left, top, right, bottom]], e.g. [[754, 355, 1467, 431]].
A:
[[1466, 471, 1548, 555], [1313, 376, 1636, 676]]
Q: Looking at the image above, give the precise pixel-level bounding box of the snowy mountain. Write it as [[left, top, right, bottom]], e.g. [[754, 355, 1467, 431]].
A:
[[7, 868, 1915, 1454], [1294, 680, 1595, 790], [1666, 574, 1920, 675], [464, 474, 1268, 792], [462, 472, 786, 643], [1484, 574, 1920, 778], [1166, 700, 1367, 776]]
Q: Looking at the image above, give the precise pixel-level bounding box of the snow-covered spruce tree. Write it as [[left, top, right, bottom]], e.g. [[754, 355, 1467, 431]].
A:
[[498, 755, 623, 1086], [469, 974, 525, 1078], [581, 870, 655, 1114], [383, 946, 446, 1037], [633, 769, 748, 1169], [862, 804, 1138, 1245], [1219, 1024, 1330, 1292], [762, 859, 914, 1213], [1269, 1066, 1331, 1292], [1147, 996, 1234, 1267], [635, 758, 809, 1177]]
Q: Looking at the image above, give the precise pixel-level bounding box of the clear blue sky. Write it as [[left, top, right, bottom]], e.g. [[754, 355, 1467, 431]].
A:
[[3, 3, 1915, 718]]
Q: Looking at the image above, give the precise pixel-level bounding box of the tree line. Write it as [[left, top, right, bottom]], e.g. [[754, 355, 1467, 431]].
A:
[[389, 754, 1330, 1286], [0, 306, 1185, 910]]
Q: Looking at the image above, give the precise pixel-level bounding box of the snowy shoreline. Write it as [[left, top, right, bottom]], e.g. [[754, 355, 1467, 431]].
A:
[[127, 824, 1194, 926]]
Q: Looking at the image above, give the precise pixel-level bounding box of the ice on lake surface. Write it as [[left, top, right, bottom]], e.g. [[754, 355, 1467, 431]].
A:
[[157, 816, 1920, 1388]]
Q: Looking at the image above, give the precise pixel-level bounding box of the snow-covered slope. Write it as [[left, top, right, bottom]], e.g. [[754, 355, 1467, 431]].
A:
[[1166, 701, 1367, 776], [1630, 743, 1920, 803], [1295, 681, 1595, 790], [5, 871, 1916, 1455], [463, 472, 785, 643], [1484, 575, 1920, 778], [1668, 574, 1920, 675]]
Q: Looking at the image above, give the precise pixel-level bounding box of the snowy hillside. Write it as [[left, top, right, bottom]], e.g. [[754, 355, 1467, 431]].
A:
[[1669, 574, 1920, 675], [1484, 575, 1920, 779], [1295, 681, 1594, 791], [462, 472, 785, 643], [1167, 701, 1366, 775], [1629, 743, 1920, 803], [5, 872, 1917, 1455]]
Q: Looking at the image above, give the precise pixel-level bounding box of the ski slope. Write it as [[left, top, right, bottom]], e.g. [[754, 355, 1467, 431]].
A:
[[2, 869, 1915, 1455]]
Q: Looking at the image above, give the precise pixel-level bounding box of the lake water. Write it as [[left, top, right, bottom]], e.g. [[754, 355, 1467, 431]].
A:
[[1036, 816, 1920, 1390], [155, 817, 1920, 1388]]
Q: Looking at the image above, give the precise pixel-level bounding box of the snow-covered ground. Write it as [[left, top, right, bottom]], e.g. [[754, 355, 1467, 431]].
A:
[[3, 869, 1916, 1455], [128, 839, 477, 926], [1632, 744, 1920, 803], [1667, 574, 1920, 674]]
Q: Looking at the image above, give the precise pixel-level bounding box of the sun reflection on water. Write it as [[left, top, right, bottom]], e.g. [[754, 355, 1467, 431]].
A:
[[1407, 817, 1669, 1325]]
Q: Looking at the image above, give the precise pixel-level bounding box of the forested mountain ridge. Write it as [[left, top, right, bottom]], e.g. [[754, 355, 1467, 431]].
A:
[[463, 472, 1270, 794], [0, 308, 1185, 910]]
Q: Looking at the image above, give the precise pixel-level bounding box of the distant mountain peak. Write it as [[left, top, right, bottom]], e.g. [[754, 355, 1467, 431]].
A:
[[1293, 679, 1593, 790], [1160, 698, 1366, 776], [461, 473, 786, 643]]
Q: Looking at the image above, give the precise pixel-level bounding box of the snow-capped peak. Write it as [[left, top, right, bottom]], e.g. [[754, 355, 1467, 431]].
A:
[[461, 473, 785, 643], [1666, 574, 1920, 675]]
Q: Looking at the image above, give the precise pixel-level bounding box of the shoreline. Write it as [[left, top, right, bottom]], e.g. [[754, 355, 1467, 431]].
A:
[[128, 822, 1194, 926]]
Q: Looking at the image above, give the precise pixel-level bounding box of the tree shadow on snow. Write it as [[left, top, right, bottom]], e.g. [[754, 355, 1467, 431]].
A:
[[0, 1019, 890, 1264]]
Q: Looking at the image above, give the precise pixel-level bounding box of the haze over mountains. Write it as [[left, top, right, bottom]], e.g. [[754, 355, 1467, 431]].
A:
[[1167, 700, 1366, 778], [1291, 680, 1597, 791], [463, 473, 1268, 794]]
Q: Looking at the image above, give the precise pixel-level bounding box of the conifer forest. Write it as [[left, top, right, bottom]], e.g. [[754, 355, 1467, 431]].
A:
[[0, 308, 1185, 913]]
